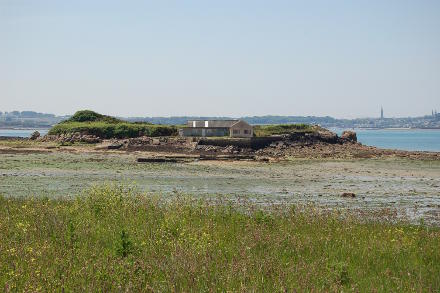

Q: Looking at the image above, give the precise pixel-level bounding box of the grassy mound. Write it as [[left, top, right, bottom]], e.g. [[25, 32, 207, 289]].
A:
[[49, 121, 177, 138], [49, 110, 177, 138], [1, 186, 439, 291], [61, 110, 124, 124], [253, 123, 314, 137]]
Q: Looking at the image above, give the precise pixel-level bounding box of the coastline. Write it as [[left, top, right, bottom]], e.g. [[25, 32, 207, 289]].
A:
[[0, 127, 51, 130], [2, 127, 440, 152], [334, 127, 440, 130]]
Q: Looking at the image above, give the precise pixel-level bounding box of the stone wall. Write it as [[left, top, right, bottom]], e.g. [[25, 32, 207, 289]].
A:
[[198, 137, 282, 150]]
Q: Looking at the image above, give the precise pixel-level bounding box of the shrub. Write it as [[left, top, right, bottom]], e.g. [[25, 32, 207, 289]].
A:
[[116, 230, 133, 257], [62, 110, 123, 124]]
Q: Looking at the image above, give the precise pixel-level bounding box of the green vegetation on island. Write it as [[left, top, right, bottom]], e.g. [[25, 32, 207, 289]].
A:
[[253, 123, 314, 137], [1, 185, 439, 291], [61, 110, 123, 124], [47, 110, 319, 139], [48, 110, 177, 138]]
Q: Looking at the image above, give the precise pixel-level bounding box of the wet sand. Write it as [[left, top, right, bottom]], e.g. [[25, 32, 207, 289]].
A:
[[1, 146, 439, 225]]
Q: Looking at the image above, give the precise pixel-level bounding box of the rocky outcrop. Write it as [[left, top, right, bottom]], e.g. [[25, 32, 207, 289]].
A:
[[119, 136, 197, 152], [341, 131, 357, 142], [286, 130, 339, 144], [313, 130, 339, 144], [30, 131, 40, 140], [39, 133, 101, 143]]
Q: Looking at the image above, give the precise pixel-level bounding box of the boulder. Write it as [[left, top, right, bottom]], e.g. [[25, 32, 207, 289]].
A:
[[80, 135, 101, 143], [30, 131, 40, 140], [341, 192, 356, 198], [341, 130, 357, 142], [108, 143, 123, 150], [315, 130, 339, 144]]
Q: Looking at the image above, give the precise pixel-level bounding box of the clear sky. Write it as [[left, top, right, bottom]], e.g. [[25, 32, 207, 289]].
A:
[[1, 0, 439, 118]]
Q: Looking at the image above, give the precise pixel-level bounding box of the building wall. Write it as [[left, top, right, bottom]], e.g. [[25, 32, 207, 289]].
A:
[[198, 136, 281, 149], [180, 127, 229, 137], [181, 120, 254, 138], [229, 121, 253, 138]]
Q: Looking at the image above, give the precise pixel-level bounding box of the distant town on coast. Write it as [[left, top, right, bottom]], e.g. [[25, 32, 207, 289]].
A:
[[1, 108, 440, 129]]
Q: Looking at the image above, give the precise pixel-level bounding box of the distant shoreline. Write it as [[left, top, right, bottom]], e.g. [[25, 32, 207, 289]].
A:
[[335, 127, 440, 130], [1, 126, 440, 131], [0, 127, 51, 130]]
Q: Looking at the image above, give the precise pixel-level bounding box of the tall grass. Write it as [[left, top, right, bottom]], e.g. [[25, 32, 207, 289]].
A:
[[1, 186, 439, 291]]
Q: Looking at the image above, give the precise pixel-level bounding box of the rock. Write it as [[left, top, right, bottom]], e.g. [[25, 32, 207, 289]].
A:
[[137, 157, 178, 163], [80, 135, 101, 143], [341, 130, 357, 142], [341, 192, 356, 198], [40, 134, 57, 142], [221, 146, 235, 153], [30, 131, 40, 140], [108, 143, 123, 150], [314, 130, 339, 144]]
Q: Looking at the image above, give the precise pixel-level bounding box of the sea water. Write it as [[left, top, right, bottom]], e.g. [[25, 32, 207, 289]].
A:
[[332, 128, 440, 152], [0, 129, 49, 138]]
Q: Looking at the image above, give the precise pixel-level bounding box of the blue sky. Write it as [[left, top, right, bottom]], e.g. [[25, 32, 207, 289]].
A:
[[1, 0, 439, 118]]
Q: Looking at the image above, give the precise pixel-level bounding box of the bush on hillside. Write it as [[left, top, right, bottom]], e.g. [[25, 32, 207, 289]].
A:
[[62, 110, 123, 124], [49, 121, 177, 138]]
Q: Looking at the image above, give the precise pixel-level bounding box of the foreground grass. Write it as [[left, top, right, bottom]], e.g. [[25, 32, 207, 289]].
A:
[[1, 186, 439, 291]]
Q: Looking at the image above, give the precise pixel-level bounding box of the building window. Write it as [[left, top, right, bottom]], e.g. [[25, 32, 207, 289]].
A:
[[244, 129, 250, 134], [233, 129, 240, 134]]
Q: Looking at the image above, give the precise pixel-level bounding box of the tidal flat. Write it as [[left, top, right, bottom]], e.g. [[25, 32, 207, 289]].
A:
[[1, 150, 439, 225]]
